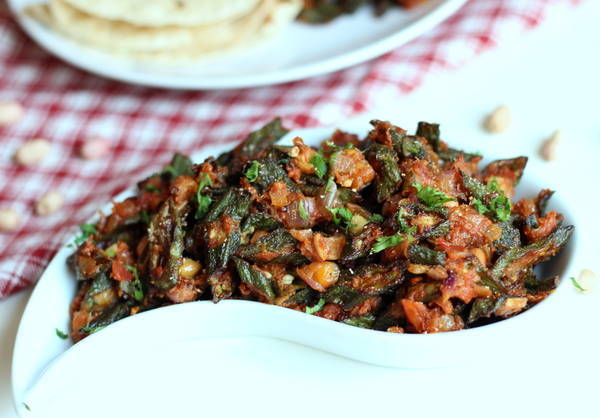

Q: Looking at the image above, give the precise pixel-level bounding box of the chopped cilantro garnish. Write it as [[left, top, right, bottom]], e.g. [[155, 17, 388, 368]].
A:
[[55, 328, 68, 339], [371, 234, 405, 254], [105, 249, 116, 258], [310, 152, 328, 179], [472, 198, 489, 214], [195, 173, 213, 220], [413, 183, 454, 209], [73, 223, 96, 246], [470, 178, 512, 221], [368, 213, 384, 223], [81, 325, 107, 334], [570, 277, 586, 292], [487, 178, 503, 193], [328, 206, 353, 228], [489, 195, 511, 221], [144, 185, 161, 194], [305, 298, 326, 314], [298, 200, 310, 221], [125, 264, 144, 302], [245, 161, 262, 182]]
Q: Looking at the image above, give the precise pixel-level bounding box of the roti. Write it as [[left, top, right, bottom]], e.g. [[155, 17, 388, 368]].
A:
[[26, 0, 302, 61], [61, 0, 261, 28], [28, 0, 271, 53]]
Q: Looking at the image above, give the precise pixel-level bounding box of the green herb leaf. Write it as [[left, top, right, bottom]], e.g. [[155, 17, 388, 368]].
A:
[[328, 207, 353, 228], [371, 234, 405, 254], [413, 183, 454, 209], [74, 223, 96, 246], [305, 298, 326, 314], [55, 328, 68, 339], [144, 185, 161, 194], [310, 152, 328, 179], [570, 277, 586, 292], [124, 264, 144, 302], [195, 173, 213, 220], [489, 196, 511, 221], [472, 198, 489, 214], [244, 161, 262, 182], [105, 249, 116, 258], [368, 214, 384, 223], [298, 200, 310, 221]]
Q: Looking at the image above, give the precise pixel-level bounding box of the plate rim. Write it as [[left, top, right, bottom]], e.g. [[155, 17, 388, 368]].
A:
[[8, 0, 468, 89]]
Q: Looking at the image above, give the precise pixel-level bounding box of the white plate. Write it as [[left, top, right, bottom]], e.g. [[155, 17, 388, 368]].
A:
[[9, 0, 467, 89], [11, 122, 584, 417]]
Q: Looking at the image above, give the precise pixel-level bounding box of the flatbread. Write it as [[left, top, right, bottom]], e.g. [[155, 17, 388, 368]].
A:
[[26, 0, 302, 62], [62, 0, 261, 28], [27, 0, 273, 53], [130, 0, 302, 62]]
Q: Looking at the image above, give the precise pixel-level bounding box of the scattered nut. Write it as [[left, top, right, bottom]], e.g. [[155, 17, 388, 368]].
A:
[[0, 208, 21, 232], [0, 101, 24, 125], [408, 263, 429, 275], [80, 137, 111, 160], [288, 146, 300, 158], [577, 269, 597, 294], [14, 138, 51, 166], [426, 266, 448, 280], [484, 105, 511, 133], [281, 274, 295, 285], [35, 191, 64, 216], [539, 130, 561, 161]]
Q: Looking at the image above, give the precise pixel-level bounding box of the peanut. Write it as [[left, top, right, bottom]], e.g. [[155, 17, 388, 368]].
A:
[[539, 130, 561, 161], [0, 101, 24, 125], [14, 139, 51, 166], [0, 208, 20, 232], [35, 191, 64, 216], [80, 137, 110, 160], [576, 269, 597, 294], [484, 105, 511, 133], [179, 257, 201, 279]]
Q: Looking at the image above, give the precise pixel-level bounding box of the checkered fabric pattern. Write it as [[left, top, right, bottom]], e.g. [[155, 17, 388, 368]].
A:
[[0, 0, 581, 297]]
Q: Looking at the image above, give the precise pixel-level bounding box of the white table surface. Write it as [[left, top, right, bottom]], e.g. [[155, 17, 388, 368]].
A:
[[2, 1, 600, 417]]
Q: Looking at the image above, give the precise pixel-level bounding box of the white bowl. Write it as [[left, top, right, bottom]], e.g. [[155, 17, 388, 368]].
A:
[[11, 123, 581, 416]]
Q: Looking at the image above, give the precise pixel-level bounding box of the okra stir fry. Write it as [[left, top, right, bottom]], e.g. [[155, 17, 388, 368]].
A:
[[68, 118, 572, 341], [299, 0, 427, 23]]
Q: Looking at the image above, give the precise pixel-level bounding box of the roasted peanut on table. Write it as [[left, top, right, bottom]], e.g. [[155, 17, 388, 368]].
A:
[[539, 130, 561, 161], [0, 208, 21, 232], [35, 191, 64, 216], [0, 101, 24, 125], [576, 269, 597, 294], [484, 105, 511, 133], [80, 137, 110, 160], [14, 138, 51, 166]]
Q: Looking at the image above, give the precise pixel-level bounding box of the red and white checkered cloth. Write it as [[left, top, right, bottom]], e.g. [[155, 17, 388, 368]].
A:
[[0, 0, 581, 298]]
